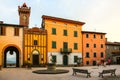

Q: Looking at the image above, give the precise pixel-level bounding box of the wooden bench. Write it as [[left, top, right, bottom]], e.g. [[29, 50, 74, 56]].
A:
[[98, 69, 116, 78], [72, 68, 91, 78]]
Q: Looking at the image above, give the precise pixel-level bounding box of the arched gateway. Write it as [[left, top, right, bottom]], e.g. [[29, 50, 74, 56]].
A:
[[3, 46, 20, 68]]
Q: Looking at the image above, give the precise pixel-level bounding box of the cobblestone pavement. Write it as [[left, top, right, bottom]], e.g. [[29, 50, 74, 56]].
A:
[[0, 65, 120, 80]]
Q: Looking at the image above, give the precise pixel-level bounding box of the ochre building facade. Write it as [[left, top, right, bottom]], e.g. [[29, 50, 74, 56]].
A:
[[0, 22, 24, 67], [42, 15, 85, 66], [0, 3, 107, 67]]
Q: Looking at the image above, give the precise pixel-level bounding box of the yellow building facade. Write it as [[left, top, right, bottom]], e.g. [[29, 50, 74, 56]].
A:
[[0, 22, 24, 67], [18, 3, 47, 66], [42, 15, 85, 66], [24, 27, 47, 66]]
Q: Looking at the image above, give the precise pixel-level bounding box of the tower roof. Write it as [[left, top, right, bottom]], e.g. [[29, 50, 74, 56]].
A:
[[22, 3, 27, 7]]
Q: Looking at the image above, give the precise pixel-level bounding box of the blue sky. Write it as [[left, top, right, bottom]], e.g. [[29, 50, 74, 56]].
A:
[[0, 0, 120, 42]]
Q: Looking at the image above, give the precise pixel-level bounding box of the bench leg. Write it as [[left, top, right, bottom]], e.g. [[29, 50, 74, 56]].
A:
[[87, 74, 91, 78], [72, 71, 76, 76], [111, 72, 116, 76], [99, 73, 103, 78]]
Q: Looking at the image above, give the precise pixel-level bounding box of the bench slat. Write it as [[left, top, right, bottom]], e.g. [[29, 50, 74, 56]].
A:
[[72, 68, 91, 78]]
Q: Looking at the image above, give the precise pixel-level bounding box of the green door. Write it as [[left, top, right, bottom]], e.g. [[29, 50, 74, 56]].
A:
[[63, 55, 68, 66]]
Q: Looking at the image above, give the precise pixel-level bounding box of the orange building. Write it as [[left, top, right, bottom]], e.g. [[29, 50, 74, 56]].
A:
[[82, 31, 106, 66], [42, 15, 85, 66], [0, 21, 24, 67]]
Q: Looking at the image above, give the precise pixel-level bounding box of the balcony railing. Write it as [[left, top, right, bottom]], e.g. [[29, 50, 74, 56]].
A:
[[60, 48, 72, 54]]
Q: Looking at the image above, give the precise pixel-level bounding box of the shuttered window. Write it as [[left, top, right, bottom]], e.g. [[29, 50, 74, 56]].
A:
[[52, 41, 56, 48], [14, 28, 19, 36], [0, 27, 6, 35]]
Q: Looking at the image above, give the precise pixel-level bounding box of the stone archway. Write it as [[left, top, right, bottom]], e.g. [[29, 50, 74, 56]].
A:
[[4, 46, 19, 68]]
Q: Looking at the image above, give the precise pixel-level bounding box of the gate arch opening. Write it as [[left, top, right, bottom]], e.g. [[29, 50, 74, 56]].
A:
[[4, 46, 19, 68]]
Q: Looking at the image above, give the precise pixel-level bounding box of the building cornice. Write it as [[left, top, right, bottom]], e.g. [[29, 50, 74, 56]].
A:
[[42, 15, 85, 25]]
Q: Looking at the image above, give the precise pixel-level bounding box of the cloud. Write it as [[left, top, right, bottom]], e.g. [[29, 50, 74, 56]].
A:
[[0, 0, 120, 41]]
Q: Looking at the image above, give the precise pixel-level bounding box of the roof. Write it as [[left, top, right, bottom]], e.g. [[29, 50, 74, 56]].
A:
[[106, 42, 120, 46], [42, 15, 85, 25], [22, 3, 27, 7], [0, 23, 24, 27], [24, 27, 47, 34], [82, 31, 106, 34]]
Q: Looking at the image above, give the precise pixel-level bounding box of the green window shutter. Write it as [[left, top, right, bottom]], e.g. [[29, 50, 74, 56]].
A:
[[74, 56, 78, 63], [63, 30, 67, 36], [34, 40, 38, 45], [63, 42, 68, 49], [52, 55, 56, 63], [52, 28, 56, 35], [74, 31, 78, 37], [52, 41, 56, 48], [74, 43, 78, 50]]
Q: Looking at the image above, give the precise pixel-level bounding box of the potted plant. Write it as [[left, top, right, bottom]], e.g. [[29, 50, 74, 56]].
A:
[[24, 61, 31, 69]]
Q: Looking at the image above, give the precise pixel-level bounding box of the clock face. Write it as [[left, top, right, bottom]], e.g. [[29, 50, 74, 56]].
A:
[[23, 16, 27, 20]]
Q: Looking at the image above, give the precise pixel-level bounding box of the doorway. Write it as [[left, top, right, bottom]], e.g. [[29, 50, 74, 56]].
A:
[[4, 46, 19, 67], [93, 61, 96, 66], [116, 57, 120, 64], [32, 54, 39, 65], [32, 50, 40, 65], [63, 55, 68, 66]]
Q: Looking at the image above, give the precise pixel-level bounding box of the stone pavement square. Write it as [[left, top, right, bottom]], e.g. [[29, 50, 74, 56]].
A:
[[0, 65, 120, 80]]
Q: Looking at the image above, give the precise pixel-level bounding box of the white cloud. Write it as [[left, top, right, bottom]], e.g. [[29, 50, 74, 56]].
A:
[[0, 0, 120, 41]]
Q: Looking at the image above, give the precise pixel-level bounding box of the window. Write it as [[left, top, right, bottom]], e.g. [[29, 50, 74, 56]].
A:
[[74, 56, 78, 63], [34, 40, 38, 45], [0, 27, 6, 35], [63, 30, 67, 36], [101, 44, 103, 48], [14, 28, 19, 36], [74, 31, 78, 37], [94, 44, 96, 48], [74, 43, 78, 50], [86, 61, 89, 65], [86, 52, 90, 58], [52, 55, 56, 63], [63, 42, 68, 49], [52, 41, 56, 48], [101, 52, 104, 58], [86, 34, 89, 38], [93, 34, 96, 38], [93, 52, 96, 57], [52, 28, 56, 35], [86, 43, 89, 48], [101, 35, 103, 39], [52, 21, 56, 24]]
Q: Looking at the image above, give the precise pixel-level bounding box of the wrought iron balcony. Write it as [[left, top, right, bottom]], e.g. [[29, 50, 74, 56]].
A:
[[60, 48, 72, 54]]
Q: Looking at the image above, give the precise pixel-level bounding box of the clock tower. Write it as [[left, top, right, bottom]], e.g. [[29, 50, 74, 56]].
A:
[[18, 3, 31, 28]]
